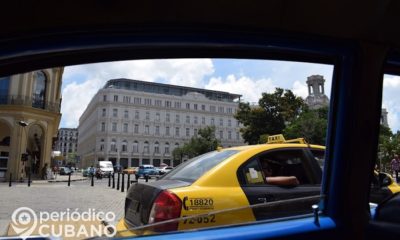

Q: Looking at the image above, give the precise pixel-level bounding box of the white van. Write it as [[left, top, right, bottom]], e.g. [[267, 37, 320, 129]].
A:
[[98, 161, 114, 176]]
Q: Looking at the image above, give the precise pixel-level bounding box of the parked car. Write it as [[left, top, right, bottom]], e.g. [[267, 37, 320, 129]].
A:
[[82, 167, 91, 177], [114, 164, 122, 173], [98, 161, 114, 176], [123, 167, 138, 175], [59, 167, 72, 175], [135, 165, 158, 179], [158, 166, 173, 175]]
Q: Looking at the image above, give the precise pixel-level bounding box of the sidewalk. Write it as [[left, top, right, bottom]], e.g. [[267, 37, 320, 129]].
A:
[[0, 178, 126, 238], [33, 174, 87, 183]]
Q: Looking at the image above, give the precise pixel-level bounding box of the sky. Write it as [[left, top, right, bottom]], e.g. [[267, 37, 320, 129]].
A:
[[59, 58, 400, 133]]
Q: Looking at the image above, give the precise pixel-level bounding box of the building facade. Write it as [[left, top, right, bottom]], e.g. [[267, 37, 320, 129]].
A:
[[0, 68, 63, 181], [78, 78, 244, 168], [53, 128, 78, 166]]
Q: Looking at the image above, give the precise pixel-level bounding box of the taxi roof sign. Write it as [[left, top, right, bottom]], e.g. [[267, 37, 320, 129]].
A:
[[267, 134, 307, 144]]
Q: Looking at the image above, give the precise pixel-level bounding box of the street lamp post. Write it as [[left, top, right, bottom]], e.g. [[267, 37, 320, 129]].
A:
[[18, 120, 29, 181]]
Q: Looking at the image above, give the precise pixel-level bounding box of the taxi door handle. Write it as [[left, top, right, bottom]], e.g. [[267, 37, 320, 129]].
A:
[[258, 195, 274, 203], [258, 197, 267, 203]]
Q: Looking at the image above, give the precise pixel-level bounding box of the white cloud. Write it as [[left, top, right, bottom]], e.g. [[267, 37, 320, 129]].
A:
[[382, 100, 400, 133], [268, 61, 333, 96], [387, 111, 399, 133], [61, 59, 214, 127], [61, 77, 104, 127], [205, 74, 276, 103], [383, 75, 400, 132], [292, 81, 308, 98], [384, 75, 400, 88]]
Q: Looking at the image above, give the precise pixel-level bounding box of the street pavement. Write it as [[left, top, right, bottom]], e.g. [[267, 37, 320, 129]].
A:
[[0, 173, 156, 237]]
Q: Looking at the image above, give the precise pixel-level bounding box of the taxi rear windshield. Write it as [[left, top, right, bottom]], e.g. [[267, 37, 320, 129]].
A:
[[161, 150, 239, 183]]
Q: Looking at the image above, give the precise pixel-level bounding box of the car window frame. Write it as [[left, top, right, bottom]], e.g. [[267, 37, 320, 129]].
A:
[[1, 22, 374, 238]]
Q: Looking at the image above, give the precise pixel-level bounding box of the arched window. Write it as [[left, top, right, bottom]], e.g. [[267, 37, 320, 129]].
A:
[[122, 140, 128, 152], [143, 141, 149, 154], [154, 141, 160, 154], [133, 141, 139, 153], [164, 142, 170, 154], [110, 139, 117, 152], [32, 71, 47, 109]]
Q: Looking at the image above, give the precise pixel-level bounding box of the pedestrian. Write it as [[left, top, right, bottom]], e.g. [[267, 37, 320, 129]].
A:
[[52, 165, 58, 179], [41, 163, 48, 180], [89, 165, 95, 177], [390, 154, 400, 182], [46, 165, 52, 179]]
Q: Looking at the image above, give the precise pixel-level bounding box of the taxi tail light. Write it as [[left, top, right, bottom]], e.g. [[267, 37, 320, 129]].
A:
[[148, 190, 182, 232]]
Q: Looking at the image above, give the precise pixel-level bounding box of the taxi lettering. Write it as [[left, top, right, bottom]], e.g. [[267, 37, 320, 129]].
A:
[[182, 214, 216, 224], [183, 196, 214, 210]]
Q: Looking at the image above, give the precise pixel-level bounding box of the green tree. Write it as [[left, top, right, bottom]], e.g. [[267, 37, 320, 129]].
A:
[[283, 106, 328, 145], [172, 126, 220, 160], [172, 147, 184, 162], [235, 88, 306, 144], [259, 134, 270, 144], [378, 125, 395, 170]]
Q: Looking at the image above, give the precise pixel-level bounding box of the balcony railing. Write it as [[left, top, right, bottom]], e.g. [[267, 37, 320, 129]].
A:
[[0, 94, 61, 112]]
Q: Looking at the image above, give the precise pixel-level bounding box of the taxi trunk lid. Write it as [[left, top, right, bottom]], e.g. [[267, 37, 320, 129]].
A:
[[124, 179, 190, 228]]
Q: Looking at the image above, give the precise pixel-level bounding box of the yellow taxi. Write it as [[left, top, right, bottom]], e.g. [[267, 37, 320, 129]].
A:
[[116, 135, 400, 236], [371, 170, 400, 202], [122, 167, 138, 175]]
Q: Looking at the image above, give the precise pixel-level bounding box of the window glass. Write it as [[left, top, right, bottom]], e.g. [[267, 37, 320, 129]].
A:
[[32, 71, 46, 109], [239, 150, 314, 186], [0, 76, 10, 104], [240, 157, 265, 185], [162, 150, 239, 182], [373, 74, 400, 205], [311, 149, 325, 168]]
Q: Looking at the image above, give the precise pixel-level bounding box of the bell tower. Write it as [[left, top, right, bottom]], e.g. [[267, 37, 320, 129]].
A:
[[305, 75, 329, 109]]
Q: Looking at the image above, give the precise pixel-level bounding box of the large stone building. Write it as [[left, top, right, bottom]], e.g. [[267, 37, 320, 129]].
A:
[[77, 78, 244, 168], [0, 68, 63, 181], [53, 128, 78, 166]]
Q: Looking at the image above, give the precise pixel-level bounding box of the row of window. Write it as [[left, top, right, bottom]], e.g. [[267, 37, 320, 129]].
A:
[[104, 94, 235, 113], [100, 122, 241, 140], [102, 108, 240, 126], [58, 137, 78, 141], [101, 158, 175, 168], [59, 143, 77, 148], [99, 140, 177, 154], [59, 131, 78, 137], [61, 149, 74, 153]]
